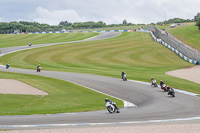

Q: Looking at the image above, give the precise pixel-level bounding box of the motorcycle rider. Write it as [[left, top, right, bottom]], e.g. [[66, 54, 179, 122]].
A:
[[166, 86, 171, 92], [37, 64, 41, 72], [6, 62, 10, 69], [29, 42, 32, 46], [160, 80, 165, 88], [151, 77, 155, 85], [151, 77, 154, 82], [121, 72, 125, 79], [168, 87, 174, 95], [105, 98, 119, 113]]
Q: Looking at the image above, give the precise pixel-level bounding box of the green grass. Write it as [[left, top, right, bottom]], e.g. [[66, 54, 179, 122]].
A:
[[0, 32, 98, 48], [0, 129, 8, 131], [1, 32, 199, 94], [167, 24, 200, 50], [156, 24, 171, 30], [0, 71, 123, 115]]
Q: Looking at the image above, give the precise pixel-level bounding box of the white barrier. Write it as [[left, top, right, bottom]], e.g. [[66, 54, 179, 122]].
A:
[[137, 30, 198, 65]]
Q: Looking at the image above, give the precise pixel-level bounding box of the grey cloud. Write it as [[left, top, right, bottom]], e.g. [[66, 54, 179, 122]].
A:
[[0, 0, 199, 24]]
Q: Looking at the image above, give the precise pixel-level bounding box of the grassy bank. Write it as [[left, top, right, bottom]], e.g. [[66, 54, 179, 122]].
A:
[[167, 24, 200, 50], [0, 32, 98, 48], [0, 71, 123, 115], [0, 32, 199, 94], [156, 24, 171, 30]]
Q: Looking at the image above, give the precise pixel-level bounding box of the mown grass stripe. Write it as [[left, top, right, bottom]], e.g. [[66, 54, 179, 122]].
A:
[[0, 33, 98, 48], [0, 32, 199, 95]]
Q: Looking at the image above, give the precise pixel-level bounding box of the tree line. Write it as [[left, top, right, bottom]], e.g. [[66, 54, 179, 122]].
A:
[[155, 13, 200, 30], [156, 18, 194, 25], [1, 14, 200, 34], [0, 20, 135, 34]]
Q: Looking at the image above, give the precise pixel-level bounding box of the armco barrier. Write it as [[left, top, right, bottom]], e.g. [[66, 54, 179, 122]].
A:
[[154, 27, 200, 61], [26, 29, 134, 34], [137, 30, 199, 65]]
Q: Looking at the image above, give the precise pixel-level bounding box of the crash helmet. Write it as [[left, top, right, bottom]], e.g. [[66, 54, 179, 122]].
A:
[[105, 98, 108, 102]]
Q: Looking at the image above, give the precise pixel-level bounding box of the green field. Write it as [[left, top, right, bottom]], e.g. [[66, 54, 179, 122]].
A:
[[0, 32, 98, 48], [155, 24, 171, 30], [0, 71, 123, 115], [167, 24, 200, 50], [1, 32, 199, 94]]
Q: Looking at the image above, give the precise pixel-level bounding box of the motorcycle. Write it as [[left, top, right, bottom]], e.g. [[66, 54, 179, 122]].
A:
[[6, 64, 10, 69], [168, 88, 175, 97], [151, 79, 158, 87], [122, 74, 127, 81], [105, 102, 120, 113], [161, 84, 169, 92], [37, 66, 41, 72]]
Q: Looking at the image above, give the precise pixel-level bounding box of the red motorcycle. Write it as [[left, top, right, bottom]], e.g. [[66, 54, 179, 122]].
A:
[[161, 84, 170, 92]]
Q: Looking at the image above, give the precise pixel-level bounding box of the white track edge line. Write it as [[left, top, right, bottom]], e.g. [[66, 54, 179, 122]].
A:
[[1, 117, 200, 128]]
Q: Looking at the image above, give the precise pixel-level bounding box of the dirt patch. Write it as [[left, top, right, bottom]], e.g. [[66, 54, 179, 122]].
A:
[[0, 79, 48, 95], [166, 65, 200, 84]]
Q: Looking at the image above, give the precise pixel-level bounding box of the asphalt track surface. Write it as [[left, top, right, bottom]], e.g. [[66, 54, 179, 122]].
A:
[[0, 32, 200, 129]]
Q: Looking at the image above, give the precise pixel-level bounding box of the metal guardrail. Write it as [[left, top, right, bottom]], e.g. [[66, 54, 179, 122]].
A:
[[143, 26, 200, 61]]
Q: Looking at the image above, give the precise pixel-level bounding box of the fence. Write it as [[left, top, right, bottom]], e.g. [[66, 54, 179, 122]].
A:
[[143, 26, 200, 62], [0, 26, 136, 34]]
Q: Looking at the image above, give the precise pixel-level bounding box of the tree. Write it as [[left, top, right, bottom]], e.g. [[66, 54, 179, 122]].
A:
[[194, 13, 200, 30], [59, 21, 72, 27], [196, 17, 200, 30], [194, 13, 200, 22], [123, 19, 127, 25]]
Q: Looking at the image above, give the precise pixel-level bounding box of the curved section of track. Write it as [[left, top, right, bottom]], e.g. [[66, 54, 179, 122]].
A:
[[0, 32, 200, 129], [0, 32, 120, 55]]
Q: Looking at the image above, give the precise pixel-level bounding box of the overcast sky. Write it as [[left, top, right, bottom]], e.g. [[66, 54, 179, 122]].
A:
[[0, 0, 199, 25]]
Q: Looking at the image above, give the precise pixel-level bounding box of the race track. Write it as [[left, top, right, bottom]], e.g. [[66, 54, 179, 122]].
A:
[[0, 32, 200, 129]]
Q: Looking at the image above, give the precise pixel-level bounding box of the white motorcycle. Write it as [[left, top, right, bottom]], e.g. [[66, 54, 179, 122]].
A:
[[151, 79, 158, 87], [105, 102, 120, 113], [122, 74, 127, 81]]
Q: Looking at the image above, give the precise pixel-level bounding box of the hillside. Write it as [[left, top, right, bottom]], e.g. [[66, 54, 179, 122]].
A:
[[167, 24, 200, 51]]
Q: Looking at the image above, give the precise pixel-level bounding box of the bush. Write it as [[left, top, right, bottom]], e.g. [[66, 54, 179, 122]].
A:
[[196, 17, 200, 30]]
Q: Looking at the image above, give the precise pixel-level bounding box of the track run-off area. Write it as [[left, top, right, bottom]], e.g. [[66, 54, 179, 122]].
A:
[[0, 32, 200, 130]]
